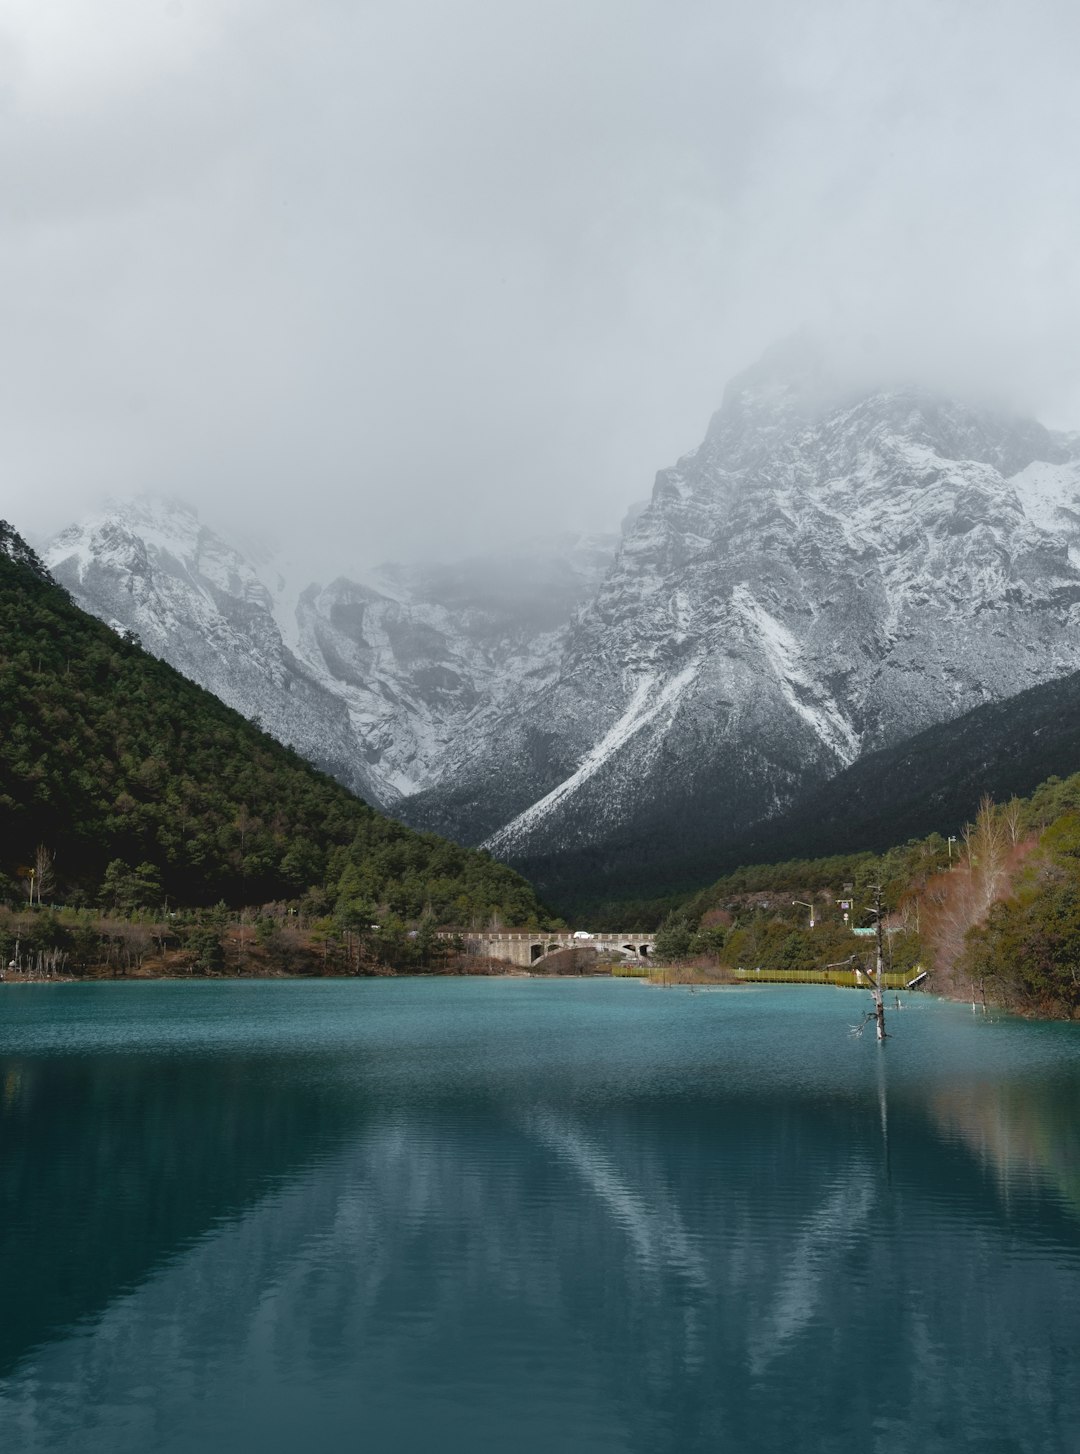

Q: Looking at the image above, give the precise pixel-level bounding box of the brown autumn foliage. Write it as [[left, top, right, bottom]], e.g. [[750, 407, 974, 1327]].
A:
[[918, 795, 1037, 995], [700, 908, 733, 930]]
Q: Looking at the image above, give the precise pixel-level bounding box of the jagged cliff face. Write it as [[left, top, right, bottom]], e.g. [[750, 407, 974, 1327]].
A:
[[293, 541, 615, 800], [44, 499, 615, 810], [44, 499, 377, 798], [43, 342, 1080, 893], [404, 345, 1080, 887]]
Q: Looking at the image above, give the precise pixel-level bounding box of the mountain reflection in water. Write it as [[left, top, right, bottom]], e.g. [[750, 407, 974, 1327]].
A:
[[0, 980, 1077, 1454]]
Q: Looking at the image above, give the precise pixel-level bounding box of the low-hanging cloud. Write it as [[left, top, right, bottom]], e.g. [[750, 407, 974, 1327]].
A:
[[3, 0, 1079, 575]]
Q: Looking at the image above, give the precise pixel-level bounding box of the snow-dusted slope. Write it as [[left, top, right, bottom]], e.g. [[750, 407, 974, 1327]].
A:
[[404, 340, 1080, 890], [44, 500, 615, 811], [42, 339, 1080, 895], [293, 538, 613, 800], [44, 498, 375, 796]]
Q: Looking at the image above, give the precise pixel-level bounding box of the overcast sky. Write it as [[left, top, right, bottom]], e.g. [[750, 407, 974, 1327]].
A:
[[3, 0, 1080, 575]]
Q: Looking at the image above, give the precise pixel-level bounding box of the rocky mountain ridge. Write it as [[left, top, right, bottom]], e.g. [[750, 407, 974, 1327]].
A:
[[404, 343, 1080, 896], [44, 498, 616, 811], [44, 341, 1080, 898], [714, 664, 1080, 875]]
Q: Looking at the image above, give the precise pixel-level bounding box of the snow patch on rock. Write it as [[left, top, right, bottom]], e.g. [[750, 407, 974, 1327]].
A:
[[483, 660, 701, 853]]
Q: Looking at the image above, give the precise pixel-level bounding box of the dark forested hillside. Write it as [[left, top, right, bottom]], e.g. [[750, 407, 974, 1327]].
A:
[[0, 522, 544, 925], [531, 665, 1080, 915], [647, 771, 1080, 1018], [716, 669, 1080, 871]]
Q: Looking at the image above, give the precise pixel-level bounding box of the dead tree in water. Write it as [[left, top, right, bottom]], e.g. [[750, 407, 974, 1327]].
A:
[[856, 884, 888, 1040], [869, 883, 887, 1040], [829, 884, 889, 1041]]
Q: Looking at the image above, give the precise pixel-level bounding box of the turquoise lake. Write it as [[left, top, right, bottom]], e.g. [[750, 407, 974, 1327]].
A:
[[0, 979, 1078, 1453]]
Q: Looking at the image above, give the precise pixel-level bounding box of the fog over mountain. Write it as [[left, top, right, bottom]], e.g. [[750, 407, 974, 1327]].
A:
[[44, 499, 618, 807], [5, 0, 1080, 572], [46, 334, 1080, 901]]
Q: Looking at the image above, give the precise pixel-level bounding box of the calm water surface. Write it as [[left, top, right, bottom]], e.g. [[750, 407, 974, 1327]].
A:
[[0, 979, 1078, 1454]]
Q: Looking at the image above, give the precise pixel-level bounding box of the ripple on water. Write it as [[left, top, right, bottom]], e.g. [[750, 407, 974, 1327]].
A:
[[0, 981, 1078, 1454]]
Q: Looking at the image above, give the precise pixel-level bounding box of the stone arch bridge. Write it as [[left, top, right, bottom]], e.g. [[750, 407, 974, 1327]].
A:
[[444, 930, 655, 969]]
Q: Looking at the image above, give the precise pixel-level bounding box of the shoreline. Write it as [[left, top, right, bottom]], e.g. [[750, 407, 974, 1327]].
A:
[[0, 967, 621, 985]]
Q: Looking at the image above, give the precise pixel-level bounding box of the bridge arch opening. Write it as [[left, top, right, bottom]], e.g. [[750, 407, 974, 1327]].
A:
[[639, 944, 650, 958], [530, 944, 543, 963]]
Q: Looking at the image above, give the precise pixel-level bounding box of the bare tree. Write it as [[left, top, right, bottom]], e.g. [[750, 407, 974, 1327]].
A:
[[1002, 796, 1024, 848], [34, 844, 55, 905], [968, 796, 1007, 916], [113, 921, 152, 974], [855, 884, 890, 1040], [921, 796, 1018, 1001], [831, 885, 890, 1040]]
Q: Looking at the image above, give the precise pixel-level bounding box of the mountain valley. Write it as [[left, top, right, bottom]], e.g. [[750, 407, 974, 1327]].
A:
[[44, 340, 1080, 901]]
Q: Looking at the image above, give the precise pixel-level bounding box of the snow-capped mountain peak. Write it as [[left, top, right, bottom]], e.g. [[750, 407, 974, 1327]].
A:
[[401, 361, 1080, 895], [41, 344, 1080, 898], [45, 500, 617, 809]]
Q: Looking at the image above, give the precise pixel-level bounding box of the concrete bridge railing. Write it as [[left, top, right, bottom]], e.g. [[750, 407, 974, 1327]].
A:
[[438, 930, 656, 970]]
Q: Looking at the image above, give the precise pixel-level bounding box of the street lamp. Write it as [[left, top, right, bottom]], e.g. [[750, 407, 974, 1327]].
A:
[[947, 835, 958, 862], [836, 882, 854, 924], [792, 900, 815, 929]]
